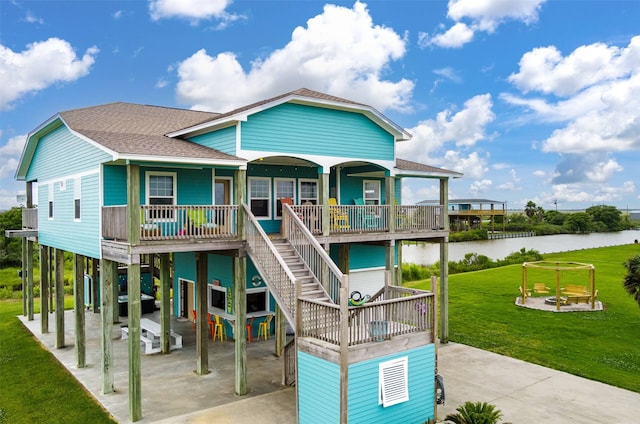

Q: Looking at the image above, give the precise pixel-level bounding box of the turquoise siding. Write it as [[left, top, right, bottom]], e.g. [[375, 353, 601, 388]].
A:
[[103, 165, 127, 206], [172, 254, 273, 336], [329, 244, 386, 270], [26, 125, 111, 182], [348, 344, 435, 424], [189, 125, 236, 155], [38, 173, 101, 258], [339, 167, 386, 205], [298, 351, 341, 424], [140, 167, 213, 205], [242, 103, 395, 160]]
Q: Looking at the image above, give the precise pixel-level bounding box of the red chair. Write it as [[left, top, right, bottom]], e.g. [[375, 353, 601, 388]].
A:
[[191, 310, 196, 330], [246, 317, 255, 344], [207, 313, 215, 339]]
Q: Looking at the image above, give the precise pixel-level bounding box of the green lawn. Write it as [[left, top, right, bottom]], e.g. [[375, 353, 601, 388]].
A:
[[0, 299, 116, 424], [406, 243, 640, 393]]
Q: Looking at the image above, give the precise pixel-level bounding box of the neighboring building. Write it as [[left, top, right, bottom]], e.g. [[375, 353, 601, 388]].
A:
[[419, 198, 506, 232], [11, 88, 461, 423]]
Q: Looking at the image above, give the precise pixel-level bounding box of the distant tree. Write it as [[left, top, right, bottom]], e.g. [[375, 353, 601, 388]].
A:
[[622, 255, 640, 308], [585, 205, 622, 231], [0, 207, 23, 267], [535, 206, 545, 222], [508, 213, 527, 224], [544, 210, 566, 226], [524, 201, 537, 219], [564, 212, 591, 233]]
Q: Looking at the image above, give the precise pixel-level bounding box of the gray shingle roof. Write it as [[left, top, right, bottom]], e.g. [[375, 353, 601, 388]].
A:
[[59, 102, 242, 161], [396, 158, 463, 177]]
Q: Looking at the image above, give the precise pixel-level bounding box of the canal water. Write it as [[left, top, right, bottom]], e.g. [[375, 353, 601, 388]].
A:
[[402, 230, 640, 265]]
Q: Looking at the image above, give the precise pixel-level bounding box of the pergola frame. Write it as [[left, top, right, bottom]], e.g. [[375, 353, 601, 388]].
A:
[[521, 261, 596, 311]]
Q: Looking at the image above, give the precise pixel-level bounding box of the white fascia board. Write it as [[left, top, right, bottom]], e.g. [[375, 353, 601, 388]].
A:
[[395, 170, 464, 179], [117, 154, 246, 167], [16, 115, 119, 181], [166, 115, 246, 138], [168, 93, 412, 141]]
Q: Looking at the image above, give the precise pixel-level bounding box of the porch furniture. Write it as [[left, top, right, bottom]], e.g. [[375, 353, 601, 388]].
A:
[[186, 209, 217, 233], [329, 198, 350, 230], [257, 314, 274, 340], [246, 317, 255, 344], [561, 284, 588, 296], [353, 198, 379, 229], [207, 313, 216, 339], [565, 289, 598, 304], [140, 208, 160, 237], [117, 294, 155, 317], [518, 286, 531, 298], [213, 315, 227, 341], [122, 318, 183, 354], [533, 283, 550, 294], [192, 310, 196, 330]]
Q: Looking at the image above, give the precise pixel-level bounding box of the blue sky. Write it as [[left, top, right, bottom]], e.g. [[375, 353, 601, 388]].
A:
[[1, 0, 639, 212]]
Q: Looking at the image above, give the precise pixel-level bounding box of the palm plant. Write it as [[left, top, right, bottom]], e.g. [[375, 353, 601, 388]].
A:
[[623, 255, 640, 307], [444, 401, 503, 424]]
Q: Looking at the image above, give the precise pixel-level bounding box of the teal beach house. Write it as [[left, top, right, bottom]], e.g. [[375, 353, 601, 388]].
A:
[[12, 88, 461, 423]]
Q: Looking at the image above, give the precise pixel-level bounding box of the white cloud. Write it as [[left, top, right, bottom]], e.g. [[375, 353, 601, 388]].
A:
[[397, 94, 495, 166], [149, 0, 233, 22], [175, 1, 413, 113], [546, 181, 635, 205], [24, 11, 44, 24], [443, 150, 489, 179], [425, 22, 474, 49], [433, 67, 462, 83], [469, 178, 492, 197], [0, 38, 98, 110], [0, 135, 27, 179], [503, 36, 640, 155], [425, 0, 546, 48]]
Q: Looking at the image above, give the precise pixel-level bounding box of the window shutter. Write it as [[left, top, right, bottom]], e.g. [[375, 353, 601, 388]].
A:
[[379, 357, 409, 407]]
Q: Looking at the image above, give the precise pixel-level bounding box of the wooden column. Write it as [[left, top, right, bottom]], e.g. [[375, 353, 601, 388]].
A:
[[55, 249, 65, 348], [396, 240, 403, 285], [113, 270, 120, 324], [126, 163, 142, 421], [195, 252, 209, 374], [39, 244, 49, 333], [160, 253, 171, 353], [338, 244, 349, 274], [234, 253, 247, 395], [439, 178, 449, 344], [386, 176, 396, 233], [275, 304, 286, 357], [320, 171, 330, 237], [74, 253, 86, 367], [339, 285, 349, 424], [21, 238, 27, 316], [234, 168, 246, 239], [26, 240, 34, 321], [385, 240, 395, 286], [101, 259, 116, 394], [127, 261, 142, 422], [92, 258, 99, 313]]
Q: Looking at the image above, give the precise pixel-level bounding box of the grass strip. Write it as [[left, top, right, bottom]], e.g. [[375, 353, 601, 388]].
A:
[[406, 244, 640, 393], [0, 299, 116, 424]]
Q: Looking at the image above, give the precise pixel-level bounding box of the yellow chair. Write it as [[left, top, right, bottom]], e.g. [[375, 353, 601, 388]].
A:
[[213, 315, 226, 341], [257, 314, 274, 340], [533, 283, 550, 294], [329, 198, 350, 229]]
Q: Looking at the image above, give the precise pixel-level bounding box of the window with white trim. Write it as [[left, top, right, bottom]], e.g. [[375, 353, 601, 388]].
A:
[[73, 178, 81, 221], [364, 180, 381, 205], [379, 356, 409, 407], [146, 172, 176, 220], [275, 178, 295, 218], [48, 183, 54, 220], [299, 179, 318, 205], [249, 177, 271, 218]]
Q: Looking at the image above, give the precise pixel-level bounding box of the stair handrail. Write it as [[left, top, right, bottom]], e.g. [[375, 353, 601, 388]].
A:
[[282, 203, 345, 303], [243, 204, 298, 326]]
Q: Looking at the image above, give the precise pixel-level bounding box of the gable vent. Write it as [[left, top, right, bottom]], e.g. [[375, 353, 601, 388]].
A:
[[379, 356, 409, 407]]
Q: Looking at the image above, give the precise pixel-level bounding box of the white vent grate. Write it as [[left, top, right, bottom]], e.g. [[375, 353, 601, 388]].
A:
[[379, 356, 409, 407]]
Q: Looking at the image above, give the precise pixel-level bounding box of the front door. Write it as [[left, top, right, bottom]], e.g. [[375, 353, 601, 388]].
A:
[[214, 178, 232, 231]]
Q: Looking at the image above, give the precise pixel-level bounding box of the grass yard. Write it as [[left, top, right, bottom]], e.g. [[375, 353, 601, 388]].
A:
[[0, 299, 116, 424], [405, 243, 640, 393]]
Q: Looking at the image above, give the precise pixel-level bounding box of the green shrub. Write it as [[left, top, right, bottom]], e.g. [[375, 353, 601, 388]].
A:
[[444, 401, 503, 424]]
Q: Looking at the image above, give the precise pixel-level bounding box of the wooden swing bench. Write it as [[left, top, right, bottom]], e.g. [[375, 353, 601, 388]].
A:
[[564, 289, 598, 304]]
